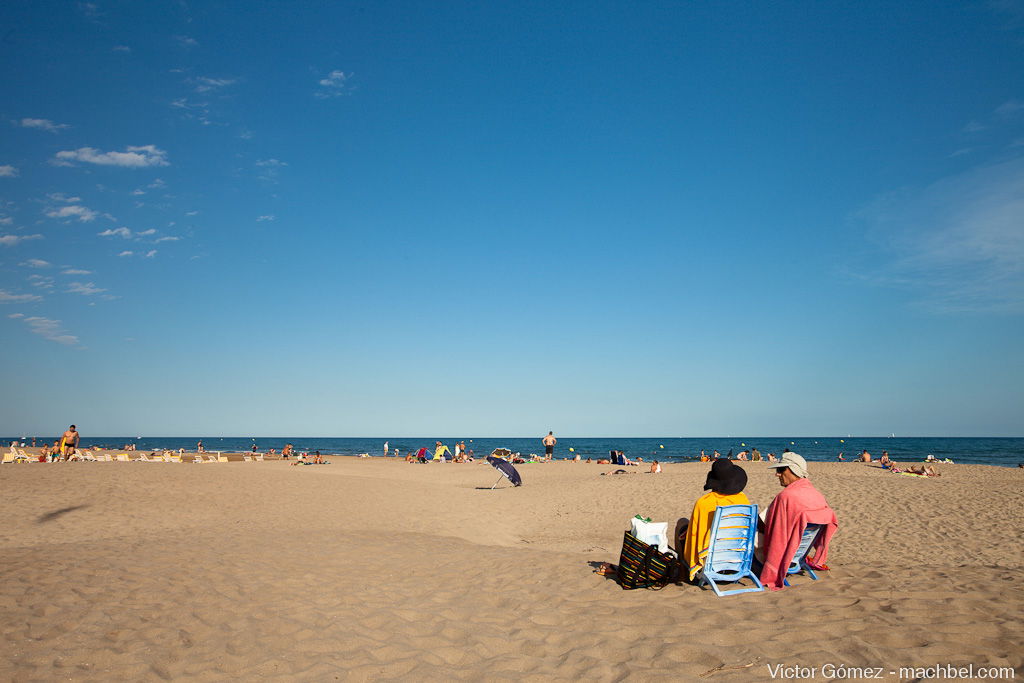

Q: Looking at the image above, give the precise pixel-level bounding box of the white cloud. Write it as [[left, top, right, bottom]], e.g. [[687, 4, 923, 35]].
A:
[[62, 268, 91, 275], [54, 145, 169, 168], [28, 274, 54, 289], [155, 236, 179, 243], [0, 217, 12, 225], [19, 118, 70, 133], [113, 45, 131, 53], [98, 227, 132, 238], [994, 100, 1024, 118], [316, 70, 351, 98], [256, 215, 276, 222], [132, 189, 145, 196], [0, 165, 19, 177], [195, 76, 237, 92], [0, 289, 43, 303], [137, 228, 156, 236], [47, 204, 99, 222], [174, 35, 198, 48], [21, 258, 50, 268], [858, 156, 1024, 312], [118, 250, 133, 257], [0, 234, 42, 246], [22, 316, 78, 345], [47, 192, 81, 203], [8, 312, 24, 318], [148, 178, 166, 189], [67, 281, 106, 295], [144, 249, 157, 258], [256, 158, 287, 167]]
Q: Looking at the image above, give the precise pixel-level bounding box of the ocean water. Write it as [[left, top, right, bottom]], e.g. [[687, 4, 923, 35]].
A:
[[8, 435, 1023, 467]]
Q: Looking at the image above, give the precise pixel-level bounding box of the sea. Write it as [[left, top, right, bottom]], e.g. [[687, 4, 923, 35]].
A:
[[8, 435, 1023, 467]]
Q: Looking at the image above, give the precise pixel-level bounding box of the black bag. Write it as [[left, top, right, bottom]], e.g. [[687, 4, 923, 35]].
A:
[[616, 530, 677, 590]]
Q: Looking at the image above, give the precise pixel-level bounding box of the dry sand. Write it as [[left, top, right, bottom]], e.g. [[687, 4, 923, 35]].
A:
[[1, 458, 1021, 681]]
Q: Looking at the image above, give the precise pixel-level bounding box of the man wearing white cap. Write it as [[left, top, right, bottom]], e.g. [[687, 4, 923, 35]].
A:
[[760, 452, 838, 590]]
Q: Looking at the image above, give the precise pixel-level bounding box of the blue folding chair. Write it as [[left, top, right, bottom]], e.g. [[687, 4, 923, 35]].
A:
[[696, 504, 765, 596], [782, 523, 824, 586]]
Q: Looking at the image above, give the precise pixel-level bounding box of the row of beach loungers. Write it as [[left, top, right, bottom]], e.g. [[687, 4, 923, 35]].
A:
[[3, 447, 266, 464]]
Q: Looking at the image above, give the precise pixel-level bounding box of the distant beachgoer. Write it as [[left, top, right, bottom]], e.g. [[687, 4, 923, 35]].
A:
[[859, 450, 872, 463], [736, 450, 748, 461], [879, 452, 891, 467], [751, 448, 762, 462], [573, 452, 580, 462], [766, 453, 777, 463], [542, 431, 556, 460], [252, 444, 258, 453], [601, 469, 631, 475], [61, 425, 79, 460], [712, 450, 721, 459], [197, 441, 204, 453], [434, 441, 451, 461], [649, 460, 661, 474], [384, 441, 389, 457]]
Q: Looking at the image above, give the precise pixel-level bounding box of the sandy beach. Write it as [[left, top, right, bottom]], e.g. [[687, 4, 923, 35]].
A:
[[1, 458, 1021, 681]]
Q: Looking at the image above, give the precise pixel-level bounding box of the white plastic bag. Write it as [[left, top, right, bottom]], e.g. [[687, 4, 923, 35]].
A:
[[630, 517, 669, 554]]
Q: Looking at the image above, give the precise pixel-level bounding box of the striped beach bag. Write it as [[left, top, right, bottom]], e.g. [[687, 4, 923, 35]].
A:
[[616, 531, 677, 590]]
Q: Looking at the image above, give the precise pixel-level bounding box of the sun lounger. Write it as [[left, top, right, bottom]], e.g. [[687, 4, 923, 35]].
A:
[[115, 453, 131, 462], [2, 452, 16, 464], [696, 504, 765, 597]]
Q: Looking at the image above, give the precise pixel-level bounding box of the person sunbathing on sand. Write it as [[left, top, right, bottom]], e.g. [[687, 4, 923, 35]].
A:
[[891, 463, 939, 476], [601, 469, 632, 475], [649, 460, 662, 473]]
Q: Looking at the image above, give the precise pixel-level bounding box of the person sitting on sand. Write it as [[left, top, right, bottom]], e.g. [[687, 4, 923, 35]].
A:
[[858, 450, 872, 463], [759, 453, 838, 590], [879, 452, 891, 468], [433, 441, 451, 461], [736, 450, 748, 461], [677, 459, 751, 583], [751, 448, 762, 462], [649, 460, 662, 474]]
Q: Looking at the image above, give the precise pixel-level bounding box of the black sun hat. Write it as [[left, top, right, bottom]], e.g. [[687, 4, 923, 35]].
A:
[[703, 458, 748, 496]]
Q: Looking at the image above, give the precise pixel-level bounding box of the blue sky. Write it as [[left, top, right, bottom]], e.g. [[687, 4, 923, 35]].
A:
[[1, 1, 1022, 437]]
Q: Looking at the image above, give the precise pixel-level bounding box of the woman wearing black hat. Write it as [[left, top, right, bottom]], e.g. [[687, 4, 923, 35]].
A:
[[676, 459, 751, 583]]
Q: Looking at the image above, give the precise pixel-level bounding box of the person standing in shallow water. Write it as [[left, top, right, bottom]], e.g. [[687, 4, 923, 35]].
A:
[[542, 431, 557, 460]]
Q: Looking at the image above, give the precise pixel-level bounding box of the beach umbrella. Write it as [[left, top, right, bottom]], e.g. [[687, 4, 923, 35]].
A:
[[486, 456, 522, 489]]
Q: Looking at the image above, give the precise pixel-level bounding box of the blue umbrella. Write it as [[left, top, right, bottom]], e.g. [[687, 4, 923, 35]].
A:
[[486, 456, 522, 488]]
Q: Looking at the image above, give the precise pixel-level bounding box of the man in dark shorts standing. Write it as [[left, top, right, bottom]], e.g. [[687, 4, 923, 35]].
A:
[[61, 425, 80, 460], [542, 431, 556, 461]]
